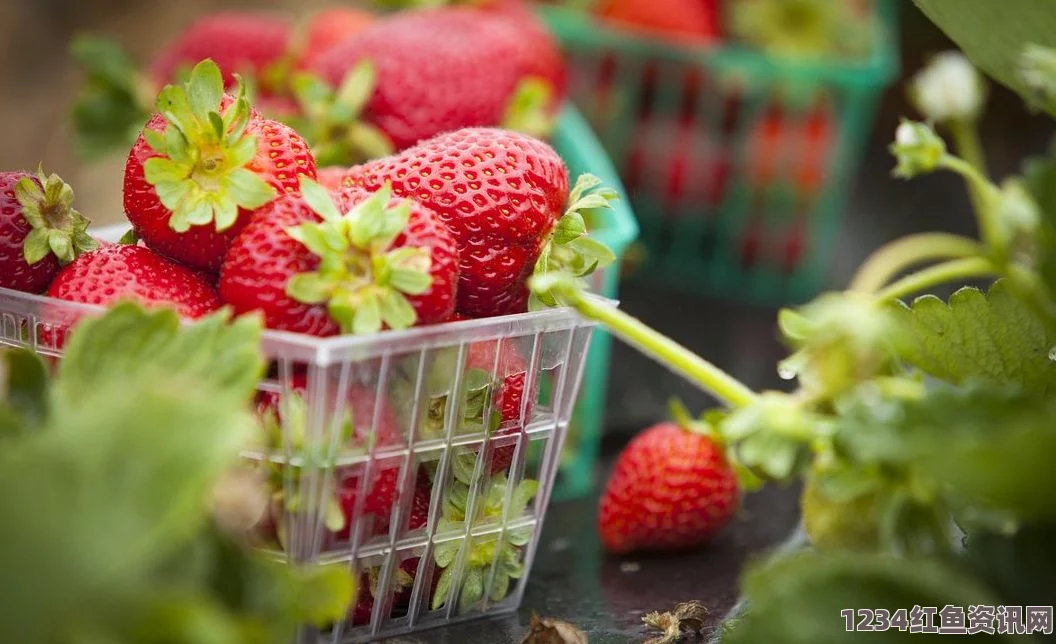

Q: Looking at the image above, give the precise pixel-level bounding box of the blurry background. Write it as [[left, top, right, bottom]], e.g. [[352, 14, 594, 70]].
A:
[[1, 0, 1052, 441]]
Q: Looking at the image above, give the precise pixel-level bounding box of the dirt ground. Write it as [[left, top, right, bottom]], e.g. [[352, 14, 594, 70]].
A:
[[0, 0, 337, 227]]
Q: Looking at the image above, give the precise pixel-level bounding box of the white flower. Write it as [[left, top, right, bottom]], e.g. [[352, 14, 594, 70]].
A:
[[895, 121, 920, 146], [911, 51, 985, 122]]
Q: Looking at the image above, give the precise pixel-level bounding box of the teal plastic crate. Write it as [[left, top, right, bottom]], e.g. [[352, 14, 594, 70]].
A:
[[548, 106, 638, 499], [541, 1, 899, 304]]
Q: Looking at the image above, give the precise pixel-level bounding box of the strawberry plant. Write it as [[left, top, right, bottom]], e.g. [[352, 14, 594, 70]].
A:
[[0, 303, 353, 642], [531, 1, 1056, 636]]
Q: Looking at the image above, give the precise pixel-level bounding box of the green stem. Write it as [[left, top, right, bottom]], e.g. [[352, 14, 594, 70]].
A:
[[948, 119, 991, 232], [553, 287, 757, 408], [875, 257, 998, 301], [938, 155, 1002, 250], [848, 233, 984, 293]]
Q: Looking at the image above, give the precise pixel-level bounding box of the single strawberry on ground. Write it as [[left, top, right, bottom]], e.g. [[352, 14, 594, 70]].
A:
[[0, 169, 97, 294], [598, 405, 740, 554], [220, 177, 459, 336], [338, 127, 616, 317], [123, 59, 316, 272]]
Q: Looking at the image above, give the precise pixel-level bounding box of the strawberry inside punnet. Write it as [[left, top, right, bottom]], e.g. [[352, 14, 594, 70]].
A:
[[123, 59, 316, 272]]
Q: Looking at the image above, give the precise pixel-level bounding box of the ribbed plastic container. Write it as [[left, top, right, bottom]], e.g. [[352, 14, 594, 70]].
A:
[[549, 107, 638, 499], [0, 285, 597, 643], [540, 1, 899, 304]]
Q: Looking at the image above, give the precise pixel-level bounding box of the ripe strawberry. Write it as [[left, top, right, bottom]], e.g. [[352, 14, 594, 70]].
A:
[[294, 8, 376, 70], [46, 244, 222, 318], [305, 7, 565, 155], [149, 12, 292, 96], [598, 419, 739, 554], [341, 128, 616, 317], [597, 0, 719, 44], [0, 169, 97, 294], [220, 178, 458, 336], [466, 338, 532, 474], [124, 60, 316, 273]]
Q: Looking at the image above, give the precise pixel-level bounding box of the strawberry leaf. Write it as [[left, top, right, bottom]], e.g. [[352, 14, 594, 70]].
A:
[[0, 349, 48, 431], [14, 171, 97, 265], [890, 280, 1056, 394], [501, 76, 556, 139]]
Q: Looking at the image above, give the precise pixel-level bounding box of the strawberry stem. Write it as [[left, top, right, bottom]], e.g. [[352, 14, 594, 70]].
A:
[[848, 233, 984, 293], [875, 256, 998, 301], [15, 166, 98, 265], [530, 273, 757, 408]]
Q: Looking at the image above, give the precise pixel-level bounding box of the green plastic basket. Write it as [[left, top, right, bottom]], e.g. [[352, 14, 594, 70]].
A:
[[548, 105, 638, 499], [541, 2, 899, 304]]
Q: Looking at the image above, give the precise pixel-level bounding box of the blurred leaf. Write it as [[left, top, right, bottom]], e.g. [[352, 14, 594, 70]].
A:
[[914, 0, 1056, 116], [963, 522, 1056, 607], [726, 552, 1006, 644], [56, 303, 264, 407], [890, 280, 1056, 394], [1023, 154, 1056, 297], [0, 348, 49, 432]]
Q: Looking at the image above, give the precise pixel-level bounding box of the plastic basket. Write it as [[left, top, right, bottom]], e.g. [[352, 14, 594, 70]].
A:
[[548, 106, 638, 499], [540, 1, 899, 304], [0, 284, 597, 642]]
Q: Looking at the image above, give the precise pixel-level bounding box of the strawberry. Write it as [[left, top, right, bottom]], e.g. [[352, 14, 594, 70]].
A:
[[598, 413, 739, 554], [220, 178, 458, 336], [149, 12, 291, 97], [0, 169, 97, 294], [465, 338, 532, 474], [304, 6, 565, 158], [340, 128, 616, 317], [123, 59, 316, 273], [294, 8, 376, 70], [597, 0, 719, 44], [45, 244, 222, 318]]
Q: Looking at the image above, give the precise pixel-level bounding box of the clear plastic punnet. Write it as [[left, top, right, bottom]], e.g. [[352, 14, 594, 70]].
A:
[[0, 277, 598, 642]]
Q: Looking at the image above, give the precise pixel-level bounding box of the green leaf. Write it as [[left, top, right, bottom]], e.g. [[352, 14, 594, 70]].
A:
[[899, 385, 1056, 521], [431, 566, 455, 610], [459, 567, 484, 611], [334, 60, 377, 118], [914, 0, 1056, 116], [290, 564, 357, 627], [0, 349, 49, 430], [186, 60, 224, 122], [434, 540, 461, 569], [552, 212, 586, 245], [347, 123, 395, 161], [56, 303, 264, 408], [224, 166, 276, 212], [1023, 153, 1056, 297], [21, 228, 51, 265], [890, 280, 1056, 394], [0, 313, 260, 642], [377, 289, 417, 330], [501, 76, 556, 138], [510, 479, 539, 517], [963, 522, 1056, 607], [300, 177, 344, 222], [726, 551, 1005, 644], [352, 292, 382, 335], [118, 228, 139, 245], [389, 267, 432, 295]]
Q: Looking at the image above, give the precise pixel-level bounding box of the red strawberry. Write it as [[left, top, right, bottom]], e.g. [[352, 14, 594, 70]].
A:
[[350, 467, 438, 625], [46, 244, 222, 318], [0, 169, 97, 294], [466, 338, 532, 474], [220, 178, 458, 336], [598, 419, 739, 554], [295, 8, 376, 70], [149, 12, 291, 96], [341, 128, 615, 317], [317, 166, 354, 191], [598, 0, 719, 44], [306, 7, 565, 154], [123, 60, 316, 273]]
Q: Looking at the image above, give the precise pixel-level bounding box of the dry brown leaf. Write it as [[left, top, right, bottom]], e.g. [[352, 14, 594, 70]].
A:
[[520, 612, 589, 644], [642, 600, 708, 644]]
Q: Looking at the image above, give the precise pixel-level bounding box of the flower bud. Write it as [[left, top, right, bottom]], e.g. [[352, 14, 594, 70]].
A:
[[890, 120, 946, 178], [909, 51, 986, 123]]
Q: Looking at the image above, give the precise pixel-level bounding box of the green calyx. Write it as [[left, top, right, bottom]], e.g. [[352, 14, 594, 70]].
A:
[[15, 166, 98, 266], [501, 77, 557, 139], [431, 475, 538, 611], [141, 59, 278, 233], [289, 62, 393, 167], [285, 178, 432, 335], [530, 173, 619, 309]]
